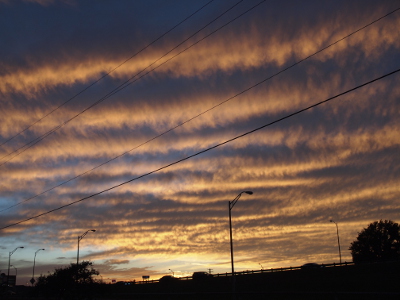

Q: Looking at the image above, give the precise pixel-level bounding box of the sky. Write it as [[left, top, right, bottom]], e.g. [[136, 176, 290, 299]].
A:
[[0, 0, 399, 285]]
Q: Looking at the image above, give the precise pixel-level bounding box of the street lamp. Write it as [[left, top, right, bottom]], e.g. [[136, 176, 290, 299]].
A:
[[169, 269, 174, 276], [77, 229, 96, 264], [8, 247, 24, 285], [31, 249, 45, 286], [330, 220, 342, 264], [229, 191, 253, 276]]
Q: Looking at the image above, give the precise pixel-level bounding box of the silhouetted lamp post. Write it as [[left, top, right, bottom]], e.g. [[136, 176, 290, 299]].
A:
[[169, 269, 174, 276], [8, 247, 24, 285], [330, 219, 342, 264], [229, 191, 253, 275], [31, 248, 45, 286], [77, 230, 96, 264]]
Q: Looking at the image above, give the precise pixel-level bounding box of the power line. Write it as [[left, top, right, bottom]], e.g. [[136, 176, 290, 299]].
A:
[[1, 67, 398, 230], [0, 0, 245, 166], [0, 0, 214, 149], [1, 6, 398, 214], [0, 0, 215, 154]]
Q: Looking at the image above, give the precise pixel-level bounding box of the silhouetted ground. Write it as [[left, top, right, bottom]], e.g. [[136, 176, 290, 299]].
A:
[[5, 261, 400, 299]]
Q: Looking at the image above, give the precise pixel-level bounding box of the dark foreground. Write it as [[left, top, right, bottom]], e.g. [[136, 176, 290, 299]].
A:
[[5, 261, 400, 300]]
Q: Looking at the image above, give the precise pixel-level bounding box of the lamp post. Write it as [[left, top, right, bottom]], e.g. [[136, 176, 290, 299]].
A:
[[229, 191, 253, 276], [169, 269, 174, 276], [77, 229, 96, 264], [8, 247, 24, 285], [31, 249, 45, 286], [229, 191, 253, 298], [330, 220, 342, 264]]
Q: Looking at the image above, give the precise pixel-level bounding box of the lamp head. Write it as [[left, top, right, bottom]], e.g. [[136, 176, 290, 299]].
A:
[[330, 220, 333, 223], [91, 229, 96, 232], [244, 191, 253, 195], [19, 247, 24, 249]]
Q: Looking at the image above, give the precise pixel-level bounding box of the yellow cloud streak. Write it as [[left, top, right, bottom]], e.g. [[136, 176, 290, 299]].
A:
[[1, 7, 398, 98]]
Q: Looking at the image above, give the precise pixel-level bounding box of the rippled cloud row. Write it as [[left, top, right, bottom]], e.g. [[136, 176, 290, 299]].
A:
[[0, 0, 399, 283]]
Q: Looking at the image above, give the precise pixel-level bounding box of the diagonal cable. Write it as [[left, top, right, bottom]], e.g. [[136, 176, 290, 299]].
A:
[[1, 67, 398, 230], [1, 5, 398, 213], [0, 0, 214, 149], [0, 0, 244, 165]]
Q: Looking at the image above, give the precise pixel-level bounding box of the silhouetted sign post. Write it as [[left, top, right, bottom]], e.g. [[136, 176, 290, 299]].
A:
[[7, 275, 16, 286]]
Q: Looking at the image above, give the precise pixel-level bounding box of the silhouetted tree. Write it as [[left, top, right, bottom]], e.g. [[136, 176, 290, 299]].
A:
[[349, 220, 400, 263], [35, 261, 100, 299]]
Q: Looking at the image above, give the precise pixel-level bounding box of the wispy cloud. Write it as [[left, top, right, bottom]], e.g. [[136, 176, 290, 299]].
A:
[[0, 0, 399, 285]]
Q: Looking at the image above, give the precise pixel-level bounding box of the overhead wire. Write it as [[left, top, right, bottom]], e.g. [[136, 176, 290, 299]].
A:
[[0, 0, 245, 166], [1, 6, 398, 213], [0, 0, 214, 150], [1, 67, 399, 230]]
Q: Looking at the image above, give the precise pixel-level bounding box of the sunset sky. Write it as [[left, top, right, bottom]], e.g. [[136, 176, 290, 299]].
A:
[[1, 0, 399, 285]]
